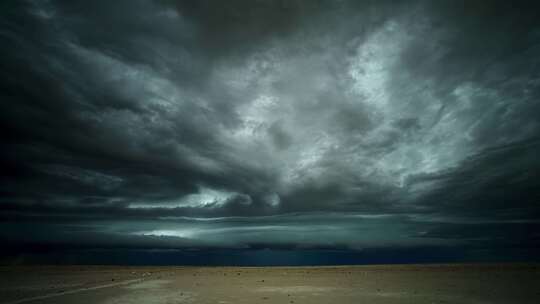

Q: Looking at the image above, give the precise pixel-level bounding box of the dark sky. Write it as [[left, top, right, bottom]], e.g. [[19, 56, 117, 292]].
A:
[[1, 0, 540, 265]]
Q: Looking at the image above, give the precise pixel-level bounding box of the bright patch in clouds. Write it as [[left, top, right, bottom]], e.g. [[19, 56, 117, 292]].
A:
[[129, 186, 237, 209]]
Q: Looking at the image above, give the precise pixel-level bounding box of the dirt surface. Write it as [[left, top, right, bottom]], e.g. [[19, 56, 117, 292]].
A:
[[1, 264, 539, 304]]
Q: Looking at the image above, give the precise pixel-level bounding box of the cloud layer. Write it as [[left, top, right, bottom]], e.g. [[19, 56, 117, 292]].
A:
[[1, 0, 540, 263]]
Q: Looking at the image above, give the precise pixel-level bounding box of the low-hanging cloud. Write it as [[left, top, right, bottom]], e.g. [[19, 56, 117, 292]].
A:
[[1, 0, 540, 262]]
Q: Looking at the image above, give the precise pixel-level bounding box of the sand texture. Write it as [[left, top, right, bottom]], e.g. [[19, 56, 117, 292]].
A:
[[1, 264, 539, 304]]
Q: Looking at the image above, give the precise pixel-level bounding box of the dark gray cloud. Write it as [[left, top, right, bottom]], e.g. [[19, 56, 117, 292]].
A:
[[1, 0, 540, 263]]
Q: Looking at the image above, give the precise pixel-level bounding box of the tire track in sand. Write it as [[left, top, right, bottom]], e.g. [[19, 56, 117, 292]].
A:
[[5, 278, 145, 304]]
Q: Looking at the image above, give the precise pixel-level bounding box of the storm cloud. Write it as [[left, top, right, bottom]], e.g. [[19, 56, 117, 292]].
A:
[[1, 0, 540, 264]]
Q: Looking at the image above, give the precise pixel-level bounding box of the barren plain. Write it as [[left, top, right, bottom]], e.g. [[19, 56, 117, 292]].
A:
[[1, 264, 539, 304]]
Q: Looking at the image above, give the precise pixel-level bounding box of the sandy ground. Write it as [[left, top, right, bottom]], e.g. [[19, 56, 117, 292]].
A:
[[1, 264, 539, 304]]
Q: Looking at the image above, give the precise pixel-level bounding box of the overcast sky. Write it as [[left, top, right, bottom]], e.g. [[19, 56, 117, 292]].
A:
[[1, 0, 540, 265]]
